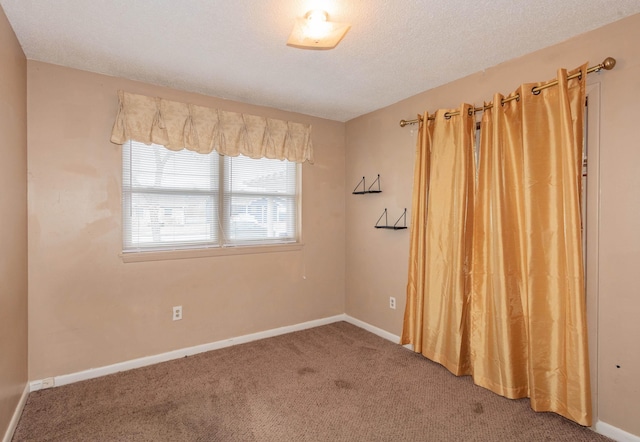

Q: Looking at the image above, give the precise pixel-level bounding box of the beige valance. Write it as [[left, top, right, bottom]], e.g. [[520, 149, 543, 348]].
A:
[[110, 91, 314, 163]]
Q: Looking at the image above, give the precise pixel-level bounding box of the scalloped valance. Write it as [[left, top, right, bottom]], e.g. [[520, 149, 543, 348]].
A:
[[110, 91, 314, 163]]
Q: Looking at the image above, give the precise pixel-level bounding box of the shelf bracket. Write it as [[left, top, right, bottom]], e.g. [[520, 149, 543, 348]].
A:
[[352, 176, 366, 194], [367, 174, 382, 193]]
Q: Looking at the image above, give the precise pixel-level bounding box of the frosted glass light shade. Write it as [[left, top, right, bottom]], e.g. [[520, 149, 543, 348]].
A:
[[287, 10, 351, 50]]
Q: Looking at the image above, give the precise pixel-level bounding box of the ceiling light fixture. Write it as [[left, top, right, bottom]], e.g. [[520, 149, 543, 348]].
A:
[[287, 10, 351, 50]]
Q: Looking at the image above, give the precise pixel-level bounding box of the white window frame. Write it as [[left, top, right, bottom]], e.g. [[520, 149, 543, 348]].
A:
[[121, 140, 301, 261]]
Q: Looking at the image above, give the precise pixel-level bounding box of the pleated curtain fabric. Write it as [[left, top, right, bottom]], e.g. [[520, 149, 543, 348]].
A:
[[401, 113, 431, 355], [402, 104, 476, 377], [110, 91, 314, 163], [403, 64, 592, 426]]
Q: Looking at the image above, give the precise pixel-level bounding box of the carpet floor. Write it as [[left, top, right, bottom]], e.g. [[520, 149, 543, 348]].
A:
[[13, 321, 611, 441]]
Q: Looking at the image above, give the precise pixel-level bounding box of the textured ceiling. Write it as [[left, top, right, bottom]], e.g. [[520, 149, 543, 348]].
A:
[[2, 0, 639, 122]]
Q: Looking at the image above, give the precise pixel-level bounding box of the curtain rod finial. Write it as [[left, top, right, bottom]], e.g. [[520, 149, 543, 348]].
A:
[[399, 117, 421, 127], [602, 57, 616, 71]]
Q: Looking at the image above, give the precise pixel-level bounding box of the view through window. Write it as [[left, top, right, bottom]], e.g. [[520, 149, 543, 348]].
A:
[[122, 141, 299, 251]]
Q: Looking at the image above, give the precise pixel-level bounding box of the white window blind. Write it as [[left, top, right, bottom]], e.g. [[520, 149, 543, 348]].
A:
[[223, 155, 297, 244], [122, 140, 299, 252]]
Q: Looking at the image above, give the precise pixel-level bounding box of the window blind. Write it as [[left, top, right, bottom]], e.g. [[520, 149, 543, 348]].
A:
[[122, 141, 298, 252]]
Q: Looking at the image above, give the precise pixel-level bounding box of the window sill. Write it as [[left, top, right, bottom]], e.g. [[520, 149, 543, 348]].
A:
[[120, 242, 304, 263]]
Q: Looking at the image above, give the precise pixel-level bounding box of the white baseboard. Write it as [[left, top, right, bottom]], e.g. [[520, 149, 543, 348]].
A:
[[343, 315, 401, 344], [29, 314, 412, 393], [23, 315, 640, 442], [30, 314, 348, 391], [2, 383, 29, 442], [596, 420, 640, 442]]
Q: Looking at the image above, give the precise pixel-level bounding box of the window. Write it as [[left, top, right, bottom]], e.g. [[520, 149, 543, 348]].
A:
[[122, 140, 299, 252]]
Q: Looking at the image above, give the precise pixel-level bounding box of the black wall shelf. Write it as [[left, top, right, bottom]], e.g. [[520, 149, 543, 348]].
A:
[[352, 174, 382, 194], [375, 208, 407, 230]]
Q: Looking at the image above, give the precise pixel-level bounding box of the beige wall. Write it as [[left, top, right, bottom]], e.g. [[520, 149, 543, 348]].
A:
[[11, 7, 640, 439], [27, 62, 346, 380], [345, 13, 640, 436], [0, 5, 28, 438]]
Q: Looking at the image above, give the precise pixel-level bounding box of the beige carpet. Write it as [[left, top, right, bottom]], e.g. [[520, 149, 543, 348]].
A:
[[13, 322, 610, 441]]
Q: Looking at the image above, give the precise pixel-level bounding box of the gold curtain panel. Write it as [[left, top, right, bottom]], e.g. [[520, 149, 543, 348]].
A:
[[402, 64, 592, 426], [110, 91, 314, 163]]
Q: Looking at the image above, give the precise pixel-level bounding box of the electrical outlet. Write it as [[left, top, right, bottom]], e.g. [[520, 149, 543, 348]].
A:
[[389, 297, 396, 309], [173, 305, 183, 321]]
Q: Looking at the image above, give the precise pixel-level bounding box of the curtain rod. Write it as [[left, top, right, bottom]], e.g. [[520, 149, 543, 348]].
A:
[[399, 57, 616, 127]]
